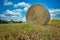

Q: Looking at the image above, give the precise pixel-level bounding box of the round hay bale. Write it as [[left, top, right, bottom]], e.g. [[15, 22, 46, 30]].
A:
[[26, 4, 50, 25]]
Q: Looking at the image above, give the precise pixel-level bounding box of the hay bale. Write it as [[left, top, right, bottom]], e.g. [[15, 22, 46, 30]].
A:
[[26, 4, 50, 25]]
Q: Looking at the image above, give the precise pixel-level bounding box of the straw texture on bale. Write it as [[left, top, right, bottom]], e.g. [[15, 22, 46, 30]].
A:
[[26, 4, 50, 25]]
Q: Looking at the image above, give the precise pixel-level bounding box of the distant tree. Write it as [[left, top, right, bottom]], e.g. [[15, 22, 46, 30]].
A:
[[0, 19, 2, 23], [9, 20, 18, 23], [0, 19, 9, 23], [9, 20, 14, 23], [0, 19, 23, 24], [19, 21, 23, 23]]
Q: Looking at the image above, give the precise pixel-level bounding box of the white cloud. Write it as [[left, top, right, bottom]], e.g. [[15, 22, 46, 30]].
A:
[[49, 9, 60, 16], [4, 0, 13, 6], [4, 2, 13, 6], [49, 9, 60, 19], [23, 7, 28, 12], [0, 14, 6, 17], [23, 7, 30, 12], [22, 16, 26, 22], [50, 14, 56, 16], [1, 9, 23, 21], [14, 2, 31, 12], [11, 16, 17, 17], [49, 9, 60, 14], [14, 2, 31, 8], [5, 9, 22, 15], [2, 1, 31, 22]]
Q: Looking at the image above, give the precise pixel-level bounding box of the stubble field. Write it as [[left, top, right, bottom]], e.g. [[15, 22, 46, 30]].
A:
[[0, 20, 60, 40]]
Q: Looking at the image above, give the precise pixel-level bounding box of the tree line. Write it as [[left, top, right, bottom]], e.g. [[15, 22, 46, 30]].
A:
[[0, 19, 23, 24]]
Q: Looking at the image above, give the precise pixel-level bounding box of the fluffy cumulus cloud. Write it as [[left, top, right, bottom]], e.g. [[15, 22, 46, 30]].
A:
[[22, 16, 26, 22], [14, 2, 31, 11], [14, 2, 31, 8], [3, 2, 31, 22], [49, 9, 60, 13], [0, 9, 22, 21], [0, 14, 6, 17], [4, 2, 13, 6], [5, 9, 22, 15], [49, 9, 60, 19], [4, 0, 13, 6]]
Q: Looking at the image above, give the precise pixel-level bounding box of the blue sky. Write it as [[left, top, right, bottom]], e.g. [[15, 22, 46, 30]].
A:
[[0, 0, 60, 22]]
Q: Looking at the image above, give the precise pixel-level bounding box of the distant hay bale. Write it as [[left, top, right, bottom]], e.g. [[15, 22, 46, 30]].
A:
[[26, 4, 50, 25]]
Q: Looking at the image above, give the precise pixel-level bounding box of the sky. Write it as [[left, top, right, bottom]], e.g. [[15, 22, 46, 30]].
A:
[[0, 0, 60, 22]]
